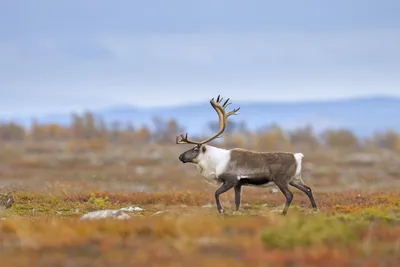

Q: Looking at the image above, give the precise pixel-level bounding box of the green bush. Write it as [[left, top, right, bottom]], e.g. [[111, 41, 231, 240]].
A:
[[261, 215, 367, 249], [336, 207, 400, 224], [87, 193, 110, 209]]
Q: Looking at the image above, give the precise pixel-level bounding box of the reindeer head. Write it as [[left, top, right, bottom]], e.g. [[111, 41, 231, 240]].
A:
[[176, 95, 240, 164]]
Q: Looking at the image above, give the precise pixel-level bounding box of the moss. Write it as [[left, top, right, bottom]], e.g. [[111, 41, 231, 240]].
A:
[[335, 207, 400, 224], [2, 190, 400, 266], [7, 192, 120, 217], [373, 195, 400, 205], [87, 193, 110, 209], [261, 214, 367, 249], [261, 203, 400, 250]]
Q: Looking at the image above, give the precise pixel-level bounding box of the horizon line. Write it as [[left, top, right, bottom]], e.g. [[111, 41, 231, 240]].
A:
[[1, 93, 399, 119], [106, 93, 400, 110]]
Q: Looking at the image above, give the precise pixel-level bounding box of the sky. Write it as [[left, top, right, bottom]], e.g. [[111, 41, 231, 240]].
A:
[[0, 0, 399, 116]]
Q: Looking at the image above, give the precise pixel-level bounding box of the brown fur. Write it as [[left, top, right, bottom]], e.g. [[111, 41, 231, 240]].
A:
[[210, 148, 317, 215], [176, 94, 317, 215], [227, 149, 297, 180]]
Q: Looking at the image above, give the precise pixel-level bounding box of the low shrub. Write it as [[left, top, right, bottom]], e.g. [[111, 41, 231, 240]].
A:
[[261, 214, 367, 249]]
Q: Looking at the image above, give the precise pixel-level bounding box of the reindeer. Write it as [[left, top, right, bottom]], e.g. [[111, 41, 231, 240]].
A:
[[176, 95, 318, 215]]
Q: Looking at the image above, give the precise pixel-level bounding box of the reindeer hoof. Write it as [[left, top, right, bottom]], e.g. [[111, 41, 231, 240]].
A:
[[218, 208, 225, 214]]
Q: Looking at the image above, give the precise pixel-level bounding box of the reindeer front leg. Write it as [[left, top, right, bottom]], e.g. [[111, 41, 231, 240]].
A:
[[215, 182, 235, 213]]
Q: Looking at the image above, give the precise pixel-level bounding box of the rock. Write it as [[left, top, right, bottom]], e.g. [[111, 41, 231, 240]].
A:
[[80, 210, 131, 220], [120, 206, 144, 212], [0, 191, 14, 210]]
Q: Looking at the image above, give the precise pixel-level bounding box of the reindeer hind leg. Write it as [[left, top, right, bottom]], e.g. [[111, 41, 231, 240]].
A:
[[275, 182, 294, 215], [289, 176, 317, 210]]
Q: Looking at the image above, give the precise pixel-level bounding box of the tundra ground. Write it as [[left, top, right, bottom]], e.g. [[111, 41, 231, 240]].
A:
[[1, 143, 400, 267]]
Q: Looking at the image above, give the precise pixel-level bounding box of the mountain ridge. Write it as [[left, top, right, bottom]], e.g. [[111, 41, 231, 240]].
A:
[[3, 95, 400, 137]]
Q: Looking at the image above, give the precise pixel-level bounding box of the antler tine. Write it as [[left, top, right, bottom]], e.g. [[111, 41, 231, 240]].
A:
[[212, 96, 240, 117], [222, 98, 230, 107], [175, 132, 202, 145], [195, 95, 240, 144], [175, 95, 241, 146], [175, 133, 186, 144], [227, 106, 240, 116]]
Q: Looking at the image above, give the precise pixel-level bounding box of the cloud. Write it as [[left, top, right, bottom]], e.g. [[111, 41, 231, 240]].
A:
[[0, 1, 399, 116]]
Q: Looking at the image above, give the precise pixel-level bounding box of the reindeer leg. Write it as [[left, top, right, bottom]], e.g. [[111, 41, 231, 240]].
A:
[[234, 184, 242, 211], [275, 182, 294, 215], [290, 177, 317, 210], [215, 182, 235, 214]]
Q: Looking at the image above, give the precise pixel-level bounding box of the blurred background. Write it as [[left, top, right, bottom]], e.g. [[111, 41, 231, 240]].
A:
[[1, 0, 400, 194]]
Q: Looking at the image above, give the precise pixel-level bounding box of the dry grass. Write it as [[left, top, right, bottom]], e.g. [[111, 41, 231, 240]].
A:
[[1, 190, 400, 267], [1, 142, 400, 266]]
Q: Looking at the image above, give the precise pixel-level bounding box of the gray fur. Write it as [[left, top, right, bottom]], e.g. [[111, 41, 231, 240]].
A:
[[176, 94, 317, 215], [178, 145, 317, 215]]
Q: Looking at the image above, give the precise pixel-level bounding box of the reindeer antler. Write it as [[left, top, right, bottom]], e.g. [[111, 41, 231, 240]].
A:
[[175, 95, 240, 145], [175, 133, 203, 145]]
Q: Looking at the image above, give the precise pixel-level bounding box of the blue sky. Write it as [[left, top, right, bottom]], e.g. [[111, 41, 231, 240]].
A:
[[0, 0, 399, 116]]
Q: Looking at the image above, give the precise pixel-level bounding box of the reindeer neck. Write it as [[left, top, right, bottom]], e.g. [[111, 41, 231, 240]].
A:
[[201, 145, 230, 169]]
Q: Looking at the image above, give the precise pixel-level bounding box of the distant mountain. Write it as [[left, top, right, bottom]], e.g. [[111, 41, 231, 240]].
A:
[[4, 96, 400, 137]]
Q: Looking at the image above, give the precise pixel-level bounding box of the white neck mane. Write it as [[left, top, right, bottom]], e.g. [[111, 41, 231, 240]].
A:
[[195, 145, 231, 182]]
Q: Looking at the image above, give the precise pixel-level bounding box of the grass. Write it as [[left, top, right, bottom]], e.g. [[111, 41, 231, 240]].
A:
[[0, 190, 399, 267], [1, 143, 400, 266], [261, 214, 367, 249]]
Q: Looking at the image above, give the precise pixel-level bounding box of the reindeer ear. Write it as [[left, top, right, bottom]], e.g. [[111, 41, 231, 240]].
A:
[[202, 146, 206, 153]]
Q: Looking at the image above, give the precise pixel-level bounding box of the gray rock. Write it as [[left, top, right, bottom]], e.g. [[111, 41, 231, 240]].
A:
[[0, 192, 14, 210], [80, 209, 131, 220], [120, 206, 144, 212]]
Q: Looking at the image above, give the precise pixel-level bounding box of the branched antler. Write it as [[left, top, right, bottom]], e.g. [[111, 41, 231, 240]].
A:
[[176, 133, 204, 145], [175, 95, 240, 145]]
